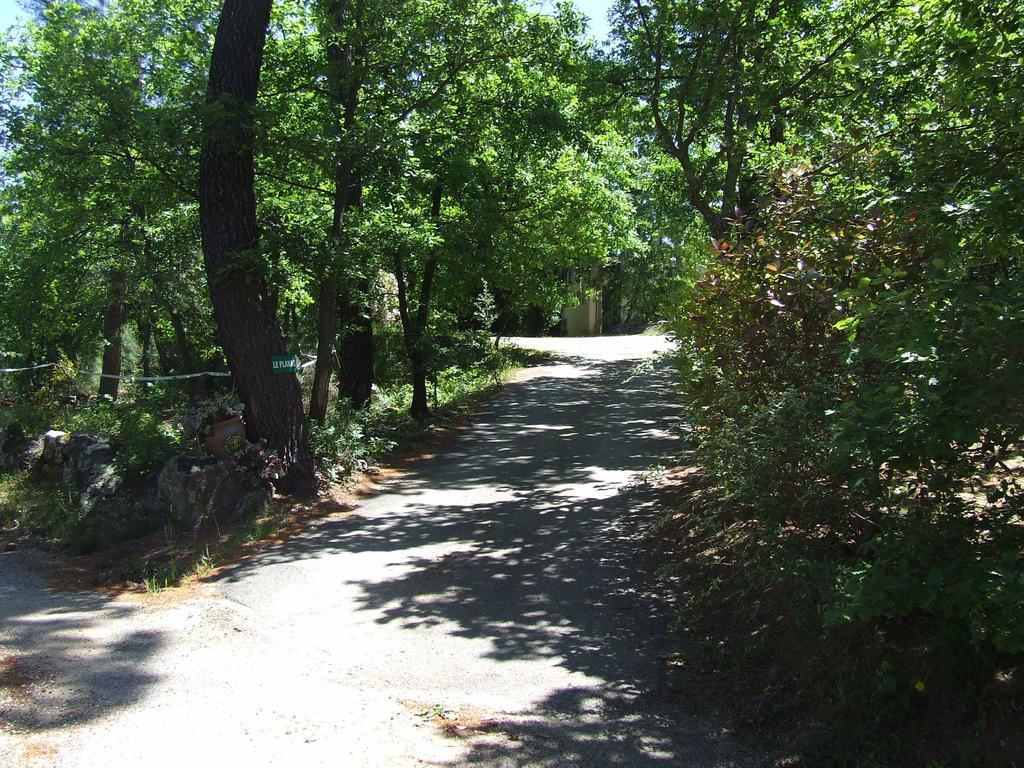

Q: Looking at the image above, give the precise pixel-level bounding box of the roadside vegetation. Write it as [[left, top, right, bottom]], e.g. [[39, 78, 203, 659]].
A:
[[615, 1, 1023, 764], [0, 337, 545, 570], [0, 0, 1021, 764], [0, 1, 661, 576]]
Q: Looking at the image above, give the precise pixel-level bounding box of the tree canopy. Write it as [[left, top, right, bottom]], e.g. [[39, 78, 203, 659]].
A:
[[1, 2, 1022, 758]]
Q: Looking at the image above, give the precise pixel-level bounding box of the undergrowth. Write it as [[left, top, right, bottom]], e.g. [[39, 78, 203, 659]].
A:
[[2, 384, 188, 478], [310, 342, 549, 484], [1, 341, 546, 589], [0, 472, 155, 554], [665, 481, 1024, 768], [667, 168, 1024, 766]]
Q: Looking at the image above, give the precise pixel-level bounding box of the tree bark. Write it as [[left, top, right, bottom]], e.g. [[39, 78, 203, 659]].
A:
[[199, 0, 315, 495], [307, 277, 336, 422], [336, 283, 374, 408], [97, 274, 124, 400], [410, 254, 438, 419], [393, 248, 431, 420], [410, 354, 429, 418], [393, 185, 441, 420], [333, 173, 372, 411], [309, 0, 366, 422], [168, 305, 205, 395], [153, 322, 177, 375], [138, 315, 153, 380]]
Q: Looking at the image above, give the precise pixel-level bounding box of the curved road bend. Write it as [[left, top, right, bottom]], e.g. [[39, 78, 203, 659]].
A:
[[0, 335, 770, 767]]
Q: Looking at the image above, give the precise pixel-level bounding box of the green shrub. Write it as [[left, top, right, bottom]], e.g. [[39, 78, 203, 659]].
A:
[[829, 516, 1024, 657], [0, 470, 161, 553], [310, 341, 540, 484], [671, 162, 1024, 761], [310, 404, 394, 484], [56, 400, 185, 477]]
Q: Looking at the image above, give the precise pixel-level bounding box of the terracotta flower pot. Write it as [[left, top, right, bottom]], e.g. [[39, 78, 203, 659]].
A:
[[203, 415, 247, 459]]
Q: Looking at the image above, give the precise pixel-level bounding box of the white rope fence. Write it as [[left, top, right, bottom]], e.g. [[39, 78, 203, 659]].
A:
[[97, 371, 232, 381], [0, 358, 315, 380], [0, 362, 56, 374]]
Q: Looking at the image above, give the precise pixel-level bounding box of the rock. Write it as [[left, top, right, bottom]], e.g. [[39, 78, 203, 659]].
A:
[[42, 430, 68, 463], [134, 475, 168, 526], [62, 434, 121, 513], [0, 423, 44, 474], [1, 422, 26, 453], [158, 455, 269, 531], [35, 430, 68, 481], [988, 668, 1023, 699], [20, 438, 44, 472]]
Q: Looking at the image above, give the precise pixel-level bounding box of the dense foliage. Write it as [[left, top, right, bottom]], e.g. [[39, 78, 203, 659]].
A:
[[0, 0, 1021, 762], [611, 0, 1024, 762], [0, 0, 667, 417]]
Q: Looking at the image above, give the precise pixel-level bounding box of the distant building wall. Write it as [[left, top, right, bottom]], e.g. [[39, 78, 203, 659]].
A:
[[561, 265, 603, 336], [562, 295, 602, 336]]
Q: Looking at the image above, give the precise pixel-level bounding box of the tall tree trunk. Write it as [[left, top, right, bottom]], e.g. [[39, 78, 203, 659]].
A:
[[309, 0, 365, 422], [168, 305, 204, 395], [336, 282, 373, 408], [393, 185, 441, 420], [410, 353, 429, 418], [138, 315, 153, 380], [409, 257, 438, 419], [601, 262, 623, 331], [199, 0, 315, 495], [307, 278, 336, 422], [97, 273, 124, 400], [153, 323, 177, 375], [168, 311, 191, 371], [335, 173, 372, 411], [394, 250, 431, 420], [99, 212, 135, 400]]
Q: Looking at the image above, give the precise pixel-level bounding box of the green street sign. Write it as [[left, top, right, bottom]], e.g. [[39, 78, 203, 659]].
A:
[[272, 354, 300, 374]]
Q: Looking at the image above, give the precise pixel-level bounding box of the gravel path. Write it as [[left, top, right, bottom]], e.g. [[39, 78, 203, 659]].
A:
[[1, 335, 768, 767]]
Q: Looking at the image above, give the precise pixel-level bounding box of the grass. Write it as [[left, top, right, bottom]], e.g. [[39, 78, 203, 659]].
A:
[[133, 519, 277, 592], [2, 385, 188, 471], [0, 474, 167, 577], [311, 343, 552, 484], [0, 342, 551, 592], [107, 504, 293, 593], [0, 469, 162, 555], [0, 411, 290, 587], [657, 469, 1024, 768]]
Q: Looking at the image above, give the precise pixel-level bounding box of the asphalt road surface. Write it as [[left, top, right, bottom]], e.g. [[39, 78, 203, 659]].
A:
[[0, 335, 769, 768]]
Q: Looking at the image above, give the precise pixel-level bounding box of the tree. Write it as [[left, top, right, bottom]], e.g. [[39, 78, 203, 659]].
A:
[[199, 0, 315, 494], [351, 3, 641, 417], [0, 0, 219, 395], [612, 0, 894, 238]]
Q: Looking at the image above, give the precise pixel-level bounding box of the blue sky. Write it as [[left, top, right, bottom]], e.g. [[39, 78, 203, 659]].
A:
[[566, 0, 615, 42], [0, 0, 610, 43], [0, 0, 22, 32], [0, 0, 615, 39]]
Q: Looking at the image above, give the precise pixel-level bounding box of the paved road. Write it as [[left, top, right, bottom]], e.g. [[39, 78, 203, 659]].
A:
[[0, 336, 767, 767]]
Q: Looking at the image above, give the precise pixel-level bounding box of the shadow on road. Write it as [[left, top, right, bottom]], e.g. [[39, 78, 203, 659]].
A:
[[0, 569, 163, 734], [451, 687, 731, 767], [213, 357, 757, 765]]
